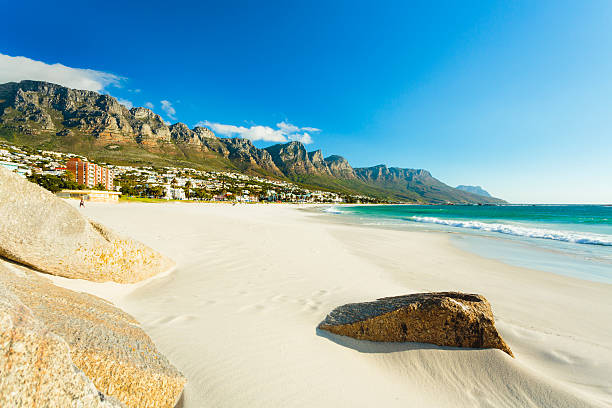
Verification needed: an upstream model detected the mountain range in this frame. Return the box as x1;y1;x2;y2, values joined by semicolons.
0;80;505;204
456;185;492;198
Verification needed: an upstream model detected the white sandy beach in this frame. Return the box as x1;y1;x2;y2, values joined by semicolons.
56;201;611;407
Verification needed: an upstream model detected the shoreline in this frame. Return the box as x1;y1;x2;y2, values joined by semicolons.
311;204;612;284
53;201;611;407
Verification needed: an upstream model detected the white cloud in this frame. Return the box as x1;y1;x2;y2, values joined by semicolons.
0;53;123;92
277;121;300;134
145;101;154;109
288;132;313;144
160;100;176;120
198;121;285;142
117;98;133;109
197;120;319;144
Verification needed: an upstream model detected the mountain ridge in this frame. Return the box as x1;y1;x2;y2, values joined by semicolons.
456;185;493;198
0;80;506;204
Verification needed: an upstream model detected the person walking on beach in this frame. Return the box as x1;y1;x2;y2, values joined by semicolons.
79;197;84;208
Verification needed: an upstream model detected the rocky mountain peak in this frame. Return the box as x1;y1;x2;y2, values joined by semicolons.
170;122;190;131
307;149;331;175
131;106;157;120
285;140;305;148
169;122;197;144
193;126;216;139
324;155;356;179
264;141;317;175
308;149;324;162
456;185;492;197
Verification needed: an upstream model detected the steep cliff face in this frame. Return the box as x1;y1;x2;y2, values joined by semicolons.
169;123;224;148
355;165;435;184
131;107;171;147
219;138;283;175
264;142;341;177
324;155;356;179
194;126;216;139
1;81;138;143
307;150;332;176
0;80;214;150
265;141;317;175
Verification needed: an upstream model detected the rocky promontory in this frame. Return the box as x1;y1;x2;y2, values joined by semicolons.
0;167;174;283
318;292;513;357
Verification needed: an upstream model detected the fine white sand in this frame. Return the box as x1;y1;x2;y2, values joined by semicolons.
59;201;611;407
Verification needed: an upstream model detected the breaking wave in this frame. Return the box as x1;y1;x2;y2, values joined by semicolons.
409;216;612;246
323;206;344;214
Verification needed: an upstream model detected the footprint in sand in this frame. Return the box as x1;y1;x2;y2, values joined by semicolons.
301;299;322;312
270;294;289;302
238;304;266;312
546;349;575;364
466;387;495;408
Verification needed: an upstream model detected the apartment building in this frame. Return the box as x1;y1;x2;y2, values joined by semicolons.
66;158;113;190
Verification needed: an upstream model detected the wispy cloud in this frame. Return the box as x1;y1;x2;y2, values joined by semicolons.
197;120;319;144
117;98;133;109
288;132;313;144
160;100;176;120
144;101;154;109
0;53;123;92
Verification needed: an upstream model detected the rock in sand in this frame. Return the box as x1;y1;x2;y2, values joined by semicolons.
0;260;186;407
0;167;173;283
318;291;513;356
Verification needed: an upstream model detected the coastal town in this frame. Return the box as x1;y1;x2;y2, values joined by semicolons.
0;140;377;204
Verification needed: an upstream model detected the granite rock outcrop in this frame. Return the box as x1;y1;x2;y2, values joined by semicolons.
318;292;513;357
0;267;123;407
0;167;174;283
0;260;185;407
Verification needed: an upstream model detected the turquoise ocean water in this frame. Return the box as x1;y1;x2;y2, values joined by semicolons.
322;205;612;284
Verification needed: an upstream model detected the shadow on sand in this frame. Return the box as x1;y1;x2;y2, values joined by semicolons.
174;391;184;408
316;327;470;354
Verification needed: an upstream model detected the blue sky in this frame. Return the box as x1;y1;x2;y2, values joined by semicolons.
1;1;611;203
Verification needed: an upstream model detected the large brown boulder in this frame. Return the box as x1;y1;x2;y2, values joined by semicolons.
0;260;186;407
318;292;513;357
0;167;174;283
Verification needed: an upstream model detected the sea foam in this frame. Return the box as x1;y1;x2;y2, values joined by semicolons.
409;216;612;246
323;206;344;214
